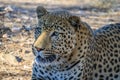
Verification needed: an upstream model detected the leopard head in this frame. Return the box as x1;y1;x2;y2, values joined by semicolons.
33;6;83;66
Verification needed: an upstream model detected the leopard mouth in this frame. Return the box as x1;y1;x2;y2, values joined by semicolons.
35;51;56;64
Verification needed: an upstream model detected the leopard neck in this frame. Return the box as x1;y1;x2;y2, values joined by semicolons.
75;22;95;61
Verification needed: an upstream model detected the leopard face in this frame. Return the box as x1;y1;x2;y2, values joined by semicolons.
32;6;80;66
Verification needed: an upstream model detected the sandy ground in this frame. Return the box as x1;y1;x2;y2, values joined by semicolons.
0;0;120;80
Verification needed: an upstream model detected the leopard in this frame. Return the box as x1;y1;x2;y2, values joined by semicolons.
31;6;120;80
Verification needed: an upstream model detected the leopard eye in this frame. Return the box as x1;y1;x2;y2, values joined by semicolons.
51;31;59;37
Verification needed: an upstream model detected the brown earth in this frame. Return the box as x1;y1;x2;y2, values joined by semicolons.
0;0;120;80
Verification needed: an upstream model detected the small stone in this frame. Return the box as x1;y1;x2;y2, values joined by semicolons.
15;56;22;62
109;19;114;22
0;27;11;38
25;50;30;54
4;6;13;12
11;27;22;32
21;15;29;20
2;33;9;38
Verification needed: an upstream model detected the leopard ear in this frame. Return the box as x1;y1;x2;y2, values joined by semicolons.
68;16;81;29
36;6;48;18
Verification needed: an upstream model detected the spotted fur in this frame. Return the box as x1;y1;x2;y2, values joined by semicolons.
32;6;120;80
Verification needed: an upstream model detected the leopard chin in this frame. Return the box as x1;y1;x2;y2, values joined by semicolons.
35;54;56;64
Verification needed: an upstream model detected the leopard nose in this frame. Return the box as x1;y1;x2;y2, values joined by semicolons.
35;47;44;52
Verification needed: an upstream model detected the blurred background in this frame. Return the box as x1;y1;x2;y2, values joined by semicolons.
0;0;120;80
